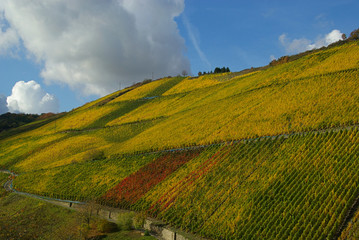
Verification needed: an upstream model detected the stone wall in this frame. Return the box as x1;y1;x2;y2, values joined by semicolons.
51;199;205;240
143;218;204;240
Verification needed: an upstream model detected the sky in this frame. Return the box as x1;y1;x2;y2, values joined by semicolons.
0;0;358;114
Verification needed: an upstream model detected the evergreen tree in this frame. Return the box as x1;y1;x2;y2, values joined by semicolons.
214;67;221;74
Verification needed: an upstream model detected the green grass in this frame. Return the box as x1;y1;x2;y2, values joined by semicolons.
0;173;9;196
0;174;156;240
0;174;77;239
0;193;156;240
0;192;80;239
103;230;156;240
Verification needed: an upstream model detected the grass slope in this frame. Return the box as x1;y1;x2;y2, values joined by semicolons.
0;172;80;239
0;193;81;240
0;174;155;240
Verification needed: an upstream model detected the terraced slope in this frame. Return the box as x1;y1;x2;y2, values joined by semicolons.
1;40;359;239
11;128;359;239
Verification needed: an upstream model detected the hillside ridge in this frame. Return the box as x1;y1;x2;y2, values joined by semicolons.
1;39;359;240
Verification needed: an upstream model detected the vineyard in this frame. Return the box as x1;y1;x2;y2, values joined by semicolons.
12;128;359;239
1;40;359;239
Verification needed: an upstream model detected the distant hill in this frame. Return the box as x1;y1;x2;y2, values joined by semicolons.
0;112;59;133
0;112;40;132
1;38;359;240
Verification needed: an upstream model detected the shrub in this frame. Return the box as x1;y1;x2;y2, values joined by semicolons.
117;212;134;230
133;212;146;229
144;229;150;236
83;149;105;162
97;219;119;233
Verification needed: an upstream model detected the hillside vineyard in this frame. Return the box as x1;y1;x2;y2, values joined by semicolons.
1;41;359;239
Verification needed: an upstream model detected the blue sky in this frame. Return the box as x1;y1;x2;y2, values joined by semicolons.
180;0;359;74
0;0;358;113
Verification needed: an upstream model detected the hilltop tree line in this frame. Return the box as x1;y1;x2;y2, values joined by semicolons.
270;28;359;66
0;113;39;132
342;28;359;41
198;66;230;76
0;112;56;133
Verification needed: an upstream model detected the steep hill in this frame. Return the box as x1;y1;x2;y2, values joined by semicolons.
1;40;359;239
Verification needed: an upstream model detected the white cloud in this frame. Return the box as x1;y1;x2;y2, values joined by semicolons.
0;0;190;96
325;29;343;45
0;95;8;114
279;34;313;54
0;12;19;56
279;29;344;54
7;81;59;114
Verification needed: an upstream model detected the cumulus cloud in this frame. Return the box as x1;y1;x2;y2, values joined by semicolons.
0;0;190;96
279;29;344;54
0;95;8;114
279;34;312;54
6;81;59;114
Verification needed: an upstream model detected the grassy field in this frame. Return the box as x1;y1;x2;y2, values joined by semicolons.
0;193;80;239
0;173;156;240
0;172;80;239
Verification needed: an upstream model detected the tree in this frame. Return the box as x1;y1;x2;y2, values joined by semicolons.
182;70;188;77
198;71;202;76
214;67;221;74
270;56;289;66
349;28;359;40
77;200;101;239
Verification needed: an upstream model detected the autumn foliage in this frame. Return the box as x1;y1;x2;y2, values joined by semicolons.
3;39;359;240
101;150;201;208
